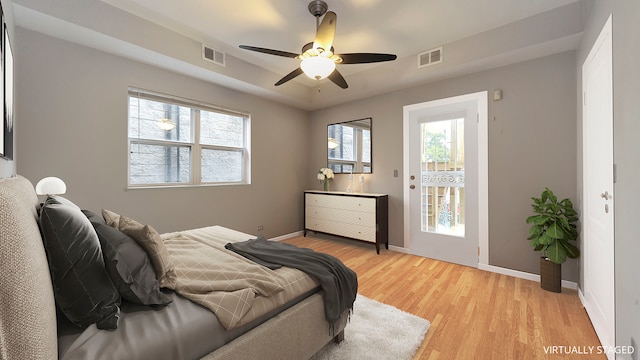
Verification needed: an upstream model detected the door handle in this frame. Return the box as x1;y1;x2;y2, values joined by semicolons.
600;191;610;200
410;185;415;189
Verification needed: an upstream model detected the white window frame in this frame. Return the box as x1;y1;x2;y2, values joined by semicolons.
127;88;251;188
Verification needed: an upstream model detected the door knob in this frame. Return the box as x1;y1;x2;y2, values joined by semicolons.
601;191;610;200
410;175;415;180
410;184;415;189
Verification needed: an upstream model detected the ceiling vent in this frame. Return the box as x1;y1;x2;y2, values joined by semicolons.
202;45;225;67
418;47;443;68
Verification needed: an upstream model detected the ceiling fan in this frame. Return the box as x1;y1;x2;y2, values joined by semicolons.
239;0;397;89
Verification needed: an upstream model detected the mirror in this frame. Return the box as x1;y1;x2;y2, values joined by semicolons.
327;118;372;174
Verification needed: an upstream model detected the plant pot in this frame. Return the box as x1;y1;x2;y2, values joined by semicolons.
540;257;561;293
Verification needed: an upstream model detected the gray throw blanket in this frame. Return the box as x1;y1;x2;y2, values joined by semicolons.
225;237;358;333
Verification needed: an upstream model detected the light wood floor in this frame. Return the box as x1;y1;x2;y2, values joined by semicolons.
283;235;605;360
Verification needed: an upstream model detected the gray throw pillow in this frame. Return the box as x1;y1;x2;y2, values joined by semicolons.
83;210;172;306
115;214;177;289
39;196;120;330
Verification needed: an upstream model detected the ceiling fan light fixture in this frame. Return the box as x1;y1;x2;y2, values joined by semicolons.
301;56;336;80
239;1;396;88
157;118;176;131
328;137;340;149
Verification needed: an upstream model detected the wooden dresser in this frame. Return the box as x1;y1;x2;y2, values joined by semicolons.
304;190;389;254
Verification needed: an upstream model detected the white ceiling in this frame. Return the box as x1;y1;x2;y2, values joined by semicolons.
100;0;578;76
13;0;584;110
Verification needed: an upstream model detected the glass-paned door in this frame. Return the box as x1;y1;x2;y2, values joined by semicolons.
421;119;465;237
405;93;485;268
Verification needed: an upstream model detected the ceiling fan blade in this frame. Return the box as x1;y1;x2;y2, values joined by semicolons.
328;69;348;89
275;67;304;86
313;11;336;52
239;45;300;58
338;53;398;64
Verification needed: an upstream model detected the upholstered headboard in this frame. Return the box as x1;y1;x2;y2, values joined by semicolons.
0;176;57;359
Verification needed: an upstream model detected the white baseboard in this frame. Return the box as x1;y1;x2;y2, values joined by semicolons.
578;287;586;304
282;235;578;290
478;263;578;290
389;245;410;253
269;231;304;242
390;245;577;290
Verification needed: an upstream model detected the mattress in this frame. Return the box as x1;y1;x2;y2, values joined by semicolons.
58;289;318;360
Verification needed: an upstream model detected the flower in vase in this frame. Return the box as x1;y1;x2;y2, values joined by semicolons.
318;168;334;190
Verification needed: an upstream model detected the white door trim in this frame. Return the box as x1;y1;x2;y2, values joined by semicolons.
402;92;488;265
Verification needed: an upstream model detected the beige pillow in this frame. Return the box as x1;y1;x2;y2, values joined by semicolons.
117;215;177;289
101;209;121;228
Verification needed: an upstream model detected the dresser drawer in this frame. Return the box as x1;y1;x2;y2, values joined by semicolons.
305;193;375;213
305;217;376;243
304;191;388;254
305;205;376;226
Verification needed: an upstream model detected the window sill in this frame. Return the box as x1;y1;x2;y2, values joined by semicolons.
126;182;250;190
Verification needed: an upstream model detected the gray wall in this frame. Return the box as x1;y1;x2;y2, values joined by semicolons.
577;0;640;354
0;0;15;178
309;51;578;282
14;9;581;283
15;28;311;237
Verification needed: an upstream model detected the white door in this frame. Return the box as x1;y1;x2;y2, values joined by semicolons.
403;92;488;267
582;15;615;358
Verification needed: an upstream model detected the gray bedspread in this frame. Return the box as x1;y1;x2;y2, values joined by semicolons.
225;236;358;333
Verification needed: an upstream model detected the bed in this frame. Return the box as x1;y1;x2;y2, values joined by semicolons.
0;175;352;360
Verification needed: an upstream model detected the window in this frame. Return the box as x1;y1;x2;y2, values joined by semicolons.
128;89;250;187
328;123;371;173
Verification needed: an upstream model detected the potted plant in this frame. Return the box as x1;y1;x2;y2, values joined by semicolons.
526;187;580;292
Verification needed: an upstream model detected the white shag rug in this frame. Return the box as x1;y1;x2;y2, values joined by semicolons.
311;294;430;360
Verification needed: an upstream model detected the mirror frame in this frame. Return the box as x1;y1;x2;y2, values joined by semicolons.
327;117;372;174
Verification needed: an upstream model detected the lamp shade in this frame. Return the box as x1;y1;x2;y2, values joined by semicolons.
35;177;67;195
301;56;336;80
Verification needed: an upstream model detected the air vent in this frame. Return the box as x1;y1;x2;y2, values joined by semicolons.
202;45;225;66
418;47;443;68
